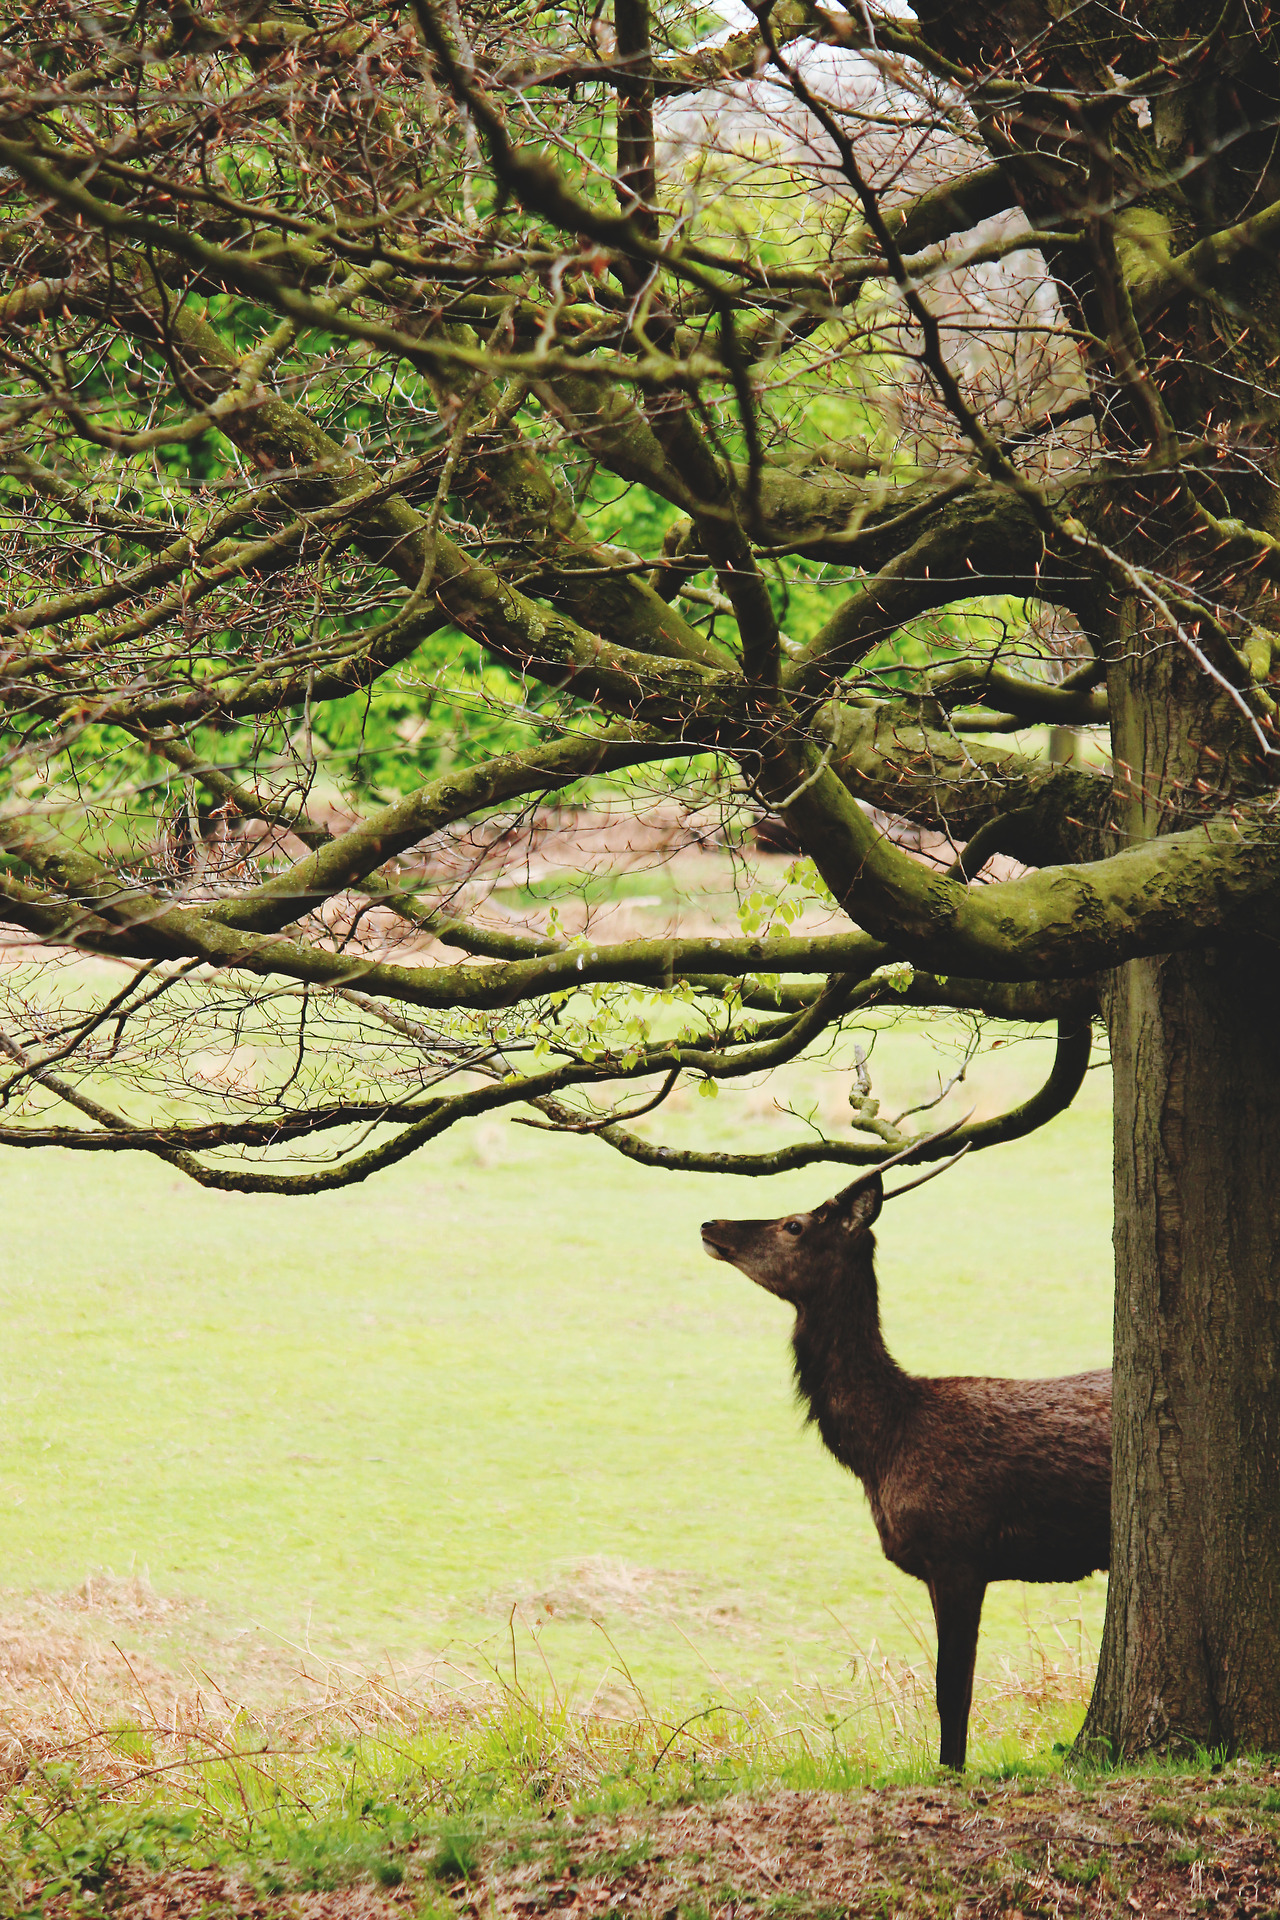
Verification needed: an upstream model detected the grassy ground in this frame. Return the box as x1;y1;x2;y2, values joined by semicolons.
1;1690;1277;1917
3;1015;1274;1916
2;1019;1111;1733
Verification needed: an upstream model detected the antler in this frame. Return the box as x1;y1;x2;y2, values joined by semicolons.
882;1141;973;1202
834;1110;974;1206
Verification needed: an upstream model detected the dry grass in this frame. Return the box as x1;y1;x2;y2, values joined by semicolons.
2;1637;1276;1920
8;1598;1274;1920
0;1578;1095;1819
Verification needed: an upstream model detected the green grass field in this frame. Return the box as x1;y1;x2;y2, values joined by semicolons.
0;1020;1114;1753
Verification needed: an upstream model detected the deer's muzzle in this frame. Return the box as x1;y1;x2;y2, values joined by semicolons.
700;1223;735;1261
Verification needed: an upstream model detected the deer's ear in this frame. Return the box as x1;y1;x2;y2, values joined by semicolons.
837;1174;883;1232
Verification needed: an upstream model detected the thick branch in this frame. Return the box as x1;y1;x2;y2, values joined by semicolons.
565;1015;1091;1175
777;751;1280;980
1135;191;1280;318
786;490;1093;691
213;728;662;934
819;700;1112;862
924;662;1108;726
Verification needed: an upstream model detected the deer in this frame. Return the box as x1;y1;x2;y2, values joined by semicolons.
700;1135;1111;1771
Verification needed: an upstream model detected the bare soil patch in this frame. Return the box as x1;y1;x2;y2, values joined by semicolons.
473;1772;1279;1918
36;1875;410;1918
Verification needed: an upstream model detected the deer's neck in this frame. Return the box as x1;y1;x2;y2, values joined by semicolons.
791;1255;916;1489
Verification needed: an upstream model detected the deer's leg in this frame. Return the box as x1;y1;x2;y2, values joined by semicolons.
928;1571;986;1771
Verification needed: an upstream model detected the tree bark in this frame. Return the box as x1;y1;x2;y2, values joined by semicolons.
1090;943;1280;1753
1084;618;1280;1755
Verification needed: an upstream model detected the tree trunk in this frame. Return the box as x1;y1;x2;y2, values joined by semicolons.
1083;621;1280;1755
1088;945;1280;1753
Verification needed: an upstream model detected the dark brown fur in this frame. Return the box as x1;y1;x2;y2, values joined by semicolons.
701;1174;1111;1770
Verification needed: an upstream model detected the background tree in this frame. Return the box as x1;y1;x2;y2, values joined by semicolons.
0;0;1277;1758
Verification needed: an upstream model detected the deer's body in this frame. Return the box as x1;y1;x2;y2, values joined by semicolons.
796;1331;1111;1587
702;1173;1111;1770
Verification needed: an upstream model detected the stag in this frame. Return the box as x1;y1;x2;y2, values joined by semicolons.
700;1140;1111;1770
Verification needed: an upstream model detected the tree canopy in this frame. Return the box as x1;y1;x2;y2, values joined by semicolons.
2;0;1280;1757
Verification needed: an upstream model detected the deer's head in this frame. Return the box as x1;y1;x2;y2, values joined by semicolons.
700;1128;970;1305
700;1174;884;1302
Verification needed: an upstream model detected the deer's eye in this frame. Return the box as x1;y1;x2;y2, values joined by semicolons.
784;1219;804;1236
